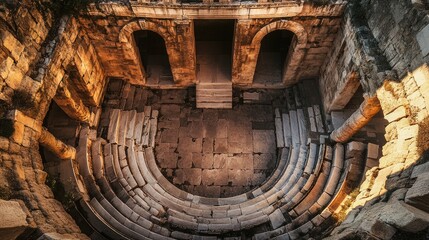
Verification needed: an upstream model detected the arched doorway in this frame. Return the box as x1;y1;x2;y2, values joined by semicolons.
253;30;295;87
134;30;174;86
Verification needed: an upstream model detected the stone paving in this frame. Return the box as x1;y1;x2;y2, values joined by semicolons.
153;90;281;198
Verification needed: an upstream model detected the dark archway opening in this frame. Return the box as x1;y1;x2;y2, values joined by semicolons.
253;30;294;86
194;19;234;83
134;30;174;86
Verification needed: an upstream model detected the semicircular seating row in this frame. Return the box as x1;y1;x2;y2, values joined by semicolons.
63;85;367;240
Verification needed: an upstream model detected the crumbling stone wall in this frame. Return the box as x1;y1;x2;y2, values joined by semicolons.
324;0;429;238
0;1;106;238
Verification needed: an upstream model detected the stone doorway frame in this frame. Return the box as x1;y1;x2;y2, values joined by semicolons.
251;20;307;86
232;19;307;87
119;19;197;87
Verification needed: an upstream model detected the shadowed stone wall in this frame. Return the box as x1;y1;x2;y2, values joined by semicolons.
323;0;429;238
0;1;106;238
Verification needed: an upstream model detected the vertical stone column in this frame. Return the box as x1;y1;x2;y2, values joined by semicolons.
167;20;197;87
39;127;76;160
232;19;257;86
53;77;91;122
330;95;381;143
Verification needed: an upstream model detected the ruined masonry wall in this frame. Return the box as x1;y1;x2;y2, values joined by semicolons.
0;1;106;238
326;0;429;238
319;17;360;112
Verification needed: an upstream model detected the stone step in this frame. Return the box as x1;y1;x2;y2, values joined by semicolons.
196;102;233;109
134;112;145;145
91;138;105;180
141;106;152;147
149;110;159;148
78;198;127;239
275;108;285;148
282;113;292;148
107;109;121;144
196;82;232;109
77;126;92;177
285;161;331;217
117;111;129;146
196;95;233;101
289;110;300;146
127;143;146;187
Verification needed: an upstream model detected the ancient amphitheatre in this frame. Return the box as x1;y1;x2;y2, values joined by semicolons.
0;0;429;239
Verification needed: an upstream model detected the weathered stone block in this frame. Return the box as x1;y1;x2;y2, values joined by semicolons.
417;24;429;56
0;32;24;61
397;125;419;140
0;200;28;239
413;63;429;87
346;141;366;159
367;143;379;159
380;201;429;232
359;218;396;240
405;172;429;212
384;106;407;122
411;161;429;179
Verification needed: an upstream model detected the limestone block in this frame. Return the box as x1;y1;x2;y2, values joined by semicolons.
37;233;76;240
1;32;24;60
413;63;429;87
359;218;396;240
367;143;379;159
384;106;407;122
0;57;13;79
0;200;28;239
417;24;429;56
398;125;419;140
369;166;392;197
269;209;286;229
411;161;429;179
405;172;429;212
346;141;365;159
380;201;429;232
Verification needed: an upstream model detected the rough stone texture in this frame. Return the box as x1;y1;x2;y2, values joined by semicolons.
154;90;280;197
0;200;29;239
321;1;429;239
380;201;429;233
0;1;103;238
405;172;429;212
1;0;429;239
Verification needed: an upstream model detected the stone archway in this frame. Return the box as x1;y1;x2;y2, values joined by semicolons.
232;19;307;87
251;20;308;86
119;19;196;87
119;20;170;85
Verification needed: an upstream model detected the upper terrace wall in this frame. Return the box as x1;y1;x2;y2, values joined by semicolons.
79;1;345;87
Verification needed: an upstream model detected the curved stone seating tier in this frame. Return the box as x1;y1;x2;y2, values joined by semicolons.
254;144;367;240
59;83;367;239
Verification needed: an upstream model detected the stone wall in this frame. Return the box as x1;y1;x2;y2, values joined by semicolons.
0;1;106;238
319;17;360;112
326;0;429;238
79;2;345;88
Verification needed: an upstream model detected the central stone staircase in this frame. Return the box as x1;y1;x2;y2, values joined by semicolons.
196;82;233;109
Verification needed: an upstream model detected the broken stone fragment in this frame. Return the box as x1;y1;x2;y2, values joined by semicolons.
380;200;429;233
0;199;29;240
405;172;429;212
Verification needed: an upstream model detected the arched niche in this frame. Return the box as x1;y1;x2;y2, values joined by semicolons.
253;30;295;86
134;30;174;86
250;20;308;86
118;20;174;86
